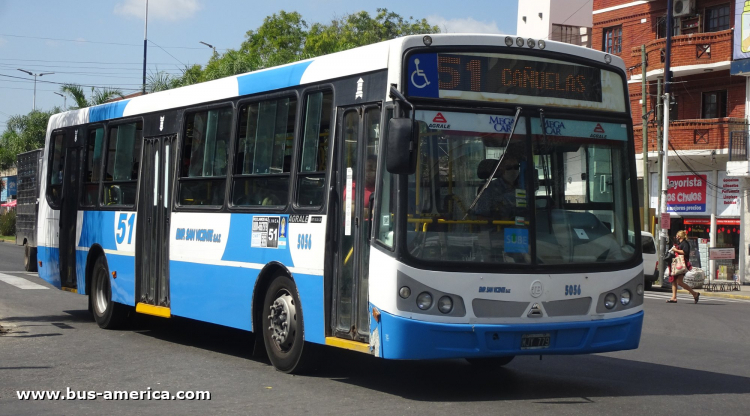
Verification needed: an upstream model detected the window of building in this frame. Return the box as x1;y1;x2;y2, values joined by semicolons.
705;4;731;33
102;121;143;206
603;26;622;54
232;97;297;207
656;16;679;39
551;24;591;47
297;91;332;208
81;126;105;206
47;131;65;208
178;107;232;206
702;90;727;119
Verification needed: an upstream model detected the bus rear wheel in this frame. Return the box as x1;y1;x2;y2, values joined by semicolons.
24;245;37;272
90;255;128;329
261;274;312;373
466;356;515;368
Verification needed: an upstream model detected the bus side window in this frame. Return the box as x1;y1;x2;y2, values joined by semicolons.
81;126;105;207
296;91;332;208
231;97;297;207
47;131;66;208
102;122;142;206
178;107;232;206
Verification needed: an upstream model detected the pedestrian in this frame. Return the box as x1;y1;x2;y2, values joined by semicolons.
666;230;700;304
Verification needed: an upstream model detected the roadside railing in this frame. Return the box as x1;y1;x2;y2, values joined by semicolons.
729;131;749;161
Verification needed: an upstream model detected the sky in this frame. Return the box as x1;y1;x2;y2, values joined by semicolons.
0;0;518;129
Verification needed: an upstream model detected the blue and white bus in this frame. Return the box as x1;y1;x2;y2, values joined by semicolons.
37;34;643;372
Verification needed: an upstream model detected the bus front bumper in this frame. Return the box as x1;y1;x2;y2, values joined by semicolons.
378;310;643;360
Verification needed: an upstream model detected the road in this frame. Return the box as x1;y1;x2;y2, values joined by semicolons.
1;242;749;415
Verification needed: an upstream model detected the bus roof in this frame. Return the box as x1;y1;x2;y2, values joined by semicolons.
47;34;625;131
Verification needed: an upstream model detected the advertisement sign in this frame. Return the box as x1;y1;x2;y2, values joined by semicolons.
651;172;713;216
717;171;741;217
0;178;5;202
735;0;750;60
0;177;12;201
709;248;736;260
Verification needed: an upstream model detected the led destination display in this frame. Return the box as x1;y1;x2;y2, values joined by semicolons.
436;54;602;102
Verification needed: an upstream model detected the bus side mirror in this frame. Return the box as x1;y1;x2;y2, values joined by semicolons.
387;118;417;175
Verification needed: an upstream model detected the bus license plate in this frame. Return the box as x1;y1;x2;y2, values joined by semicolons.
521;333;550;350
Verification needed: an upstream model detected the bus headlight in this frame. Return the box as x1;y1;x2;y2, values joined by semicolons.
636;284;644;296
604;293;617;309
516;37;524;47
416;292;433;310
538;40;546;49
505;36;514;47
621;290;632;306
527;38;536;48
399;286;411;299
437;296;453;314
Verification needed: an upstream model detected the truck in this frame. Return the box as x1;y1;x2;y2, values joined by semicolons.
16;149;43;272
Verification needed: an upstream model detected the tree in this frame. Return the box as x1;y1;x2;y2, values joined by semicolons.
0;109;59;168
59;84;125;109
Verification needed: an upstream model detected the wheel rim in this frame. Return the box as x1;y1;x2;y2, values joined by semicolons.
267;290;297;353
95;269;109;316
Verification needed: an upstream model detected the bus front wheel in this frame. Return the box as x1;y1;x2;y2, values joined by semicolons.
261;273;312;373
90;255;128;329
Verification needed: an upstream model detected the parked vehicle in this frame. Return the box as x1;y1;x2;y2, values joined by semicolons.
641;231;658;289
15;149;43;272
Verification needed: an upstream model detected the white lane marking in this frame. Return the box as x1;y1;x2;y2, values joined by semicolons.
0;273;49;290
644;292;750;304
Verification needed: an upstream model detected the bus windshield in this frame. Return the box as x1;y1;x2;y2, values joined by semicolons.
405;110;636;267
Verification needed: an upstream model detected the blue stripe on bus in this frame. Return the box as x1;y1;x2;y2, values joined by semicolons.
79;211;118;251
89;100;130;122
221;214;294;267
37;246;61;288
169;260;325;343
378;310;643;360
106;253;136;306
236;61;313;97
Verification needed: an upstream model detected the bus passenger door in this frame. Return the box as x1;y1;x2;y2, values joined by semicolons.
333;105;381;342
136;135;177;311
59;128;82;291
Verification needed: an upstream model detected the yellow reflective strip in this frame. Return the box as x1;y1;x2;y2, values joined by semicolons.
324;337;371;354
135;303;171;318
60;287;78;294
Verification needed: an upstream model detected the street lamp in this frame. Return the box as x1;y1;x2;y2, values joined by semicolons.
54;92;67;110
17;69;54;111
199;41;217;56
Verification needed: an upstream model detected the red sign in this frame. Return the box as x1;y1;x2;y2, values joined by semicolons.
666;174;707;214
432;113;447;123
661;213;671;229
594;123;605;133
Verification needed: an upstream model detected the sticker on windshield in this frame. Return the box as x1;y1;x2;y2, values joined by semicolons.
574;228;589;240
504;228;529;253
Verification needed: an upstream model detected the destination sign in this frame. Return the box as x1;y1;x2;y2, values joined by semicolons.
407;52;607;105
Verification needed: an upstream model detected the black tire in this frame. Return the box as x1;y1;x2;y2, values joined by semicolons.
90;255;128;329
24;245;38;272
466;356;515;368
261;273;314;373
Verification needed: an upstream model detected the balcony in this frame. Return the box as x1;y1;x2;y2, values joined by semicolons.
727;130;750;177
630;29;733;81
634;117;747;152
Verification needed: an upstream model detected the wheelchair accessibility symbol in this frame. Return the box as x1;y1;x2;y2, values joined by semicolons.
411;58;430;89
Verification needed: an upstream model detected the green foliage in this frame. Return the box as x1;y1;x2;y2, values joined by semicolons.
155;9;439;89
60;84;125;109
0;109;59;168
0;210;16;236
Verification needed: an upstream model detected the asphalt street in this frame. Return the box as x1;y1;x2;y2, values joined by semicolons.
1;242;749;416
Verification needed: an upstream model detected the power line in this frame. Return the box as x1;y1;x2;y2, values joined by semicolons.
0;33;225;50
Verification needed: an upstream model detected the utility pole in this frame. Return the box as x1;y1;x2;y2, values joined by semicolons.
658;0;674;281
17;69;54;111
642;45;650;233
199;41;217;57
142;0;148;95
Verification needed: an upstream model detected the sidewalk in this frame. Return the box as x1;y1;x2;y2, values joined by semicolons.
653;282;750;300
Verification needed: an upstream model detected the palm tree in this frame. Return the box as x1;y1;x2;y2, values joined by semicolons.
60;84;125;109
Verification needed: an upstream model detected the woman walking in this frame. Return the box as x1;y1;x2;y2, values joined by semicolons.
667;230;700;304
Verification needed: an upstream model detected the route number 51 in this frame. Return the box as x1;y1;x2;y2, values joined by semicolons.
116;213;135;244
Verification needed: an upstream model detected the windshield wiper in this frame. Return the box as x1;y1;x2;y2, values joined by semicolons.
463;106;522;220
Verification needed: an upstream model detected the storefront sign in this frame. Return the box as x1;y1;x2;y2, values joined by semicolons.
717;171;742;217
735;0;750;60
650;172;713;216
709;248;736;260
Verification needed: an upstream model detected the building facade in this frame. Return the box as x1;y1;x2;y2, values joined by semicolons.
517;0;593;47
593;0;747;283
